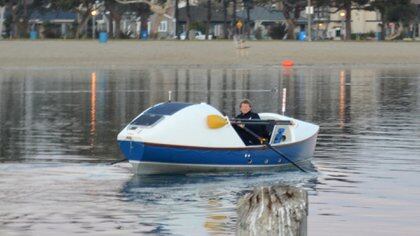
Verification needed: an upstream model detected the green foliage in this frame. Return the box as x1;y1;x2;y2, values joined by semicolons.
315;0;370;8
42;21;61;38
254;27;263;39
189;21;206;32
3;14;12;37
49;0;94;11
243;0;253;8
268;22;287;39
385;4;416;24
351;31;376;40
370;0;417;24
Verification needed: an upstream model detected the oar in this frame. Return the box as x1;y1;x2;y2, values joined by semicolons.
206;114;306;172
238;125;307;173
207;115;293;129
110;158;128;165
230;119;293;126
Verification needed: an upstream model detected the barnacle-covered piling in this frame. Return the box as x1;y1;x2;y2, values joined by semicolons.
237;185;308;236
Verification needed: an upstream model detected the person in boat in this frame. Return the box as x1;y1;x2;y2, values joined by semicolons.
233;99;269;145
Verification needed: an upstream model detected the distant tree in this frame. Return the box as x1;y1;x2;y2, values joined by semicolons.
104;0;124;38
222;0;228;39
49;0;97;39
368;0;416;40
6;0;25;38
128;2;151;38
205;0;211;39
174;0;179;38
1;0;46;38
115;0;173;39
253;0;306;40
243;0;253;37
315;0;369;40
0;1;6;38
385;2;416;24
232;0;237;36
268;22;287;39
102;0;150;39
189;21;205;32
185;0;191;39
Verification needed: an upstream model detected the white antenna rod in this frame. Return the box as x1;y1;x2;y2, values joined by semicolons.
168;90;172;102
282;88;287;115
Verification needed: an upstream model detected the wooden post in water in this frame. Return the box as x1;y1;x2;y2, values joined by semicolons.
236;185;308;236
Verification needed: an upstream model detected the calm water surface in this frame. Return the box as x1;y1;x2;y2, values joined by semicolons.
0;66;419;235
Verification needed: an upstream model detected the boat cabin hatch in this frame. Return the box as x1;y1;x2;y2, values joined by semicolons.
129;102;193;129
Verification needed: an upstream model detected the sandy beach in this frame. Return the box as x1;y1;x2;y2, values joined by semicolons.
0;40;419;68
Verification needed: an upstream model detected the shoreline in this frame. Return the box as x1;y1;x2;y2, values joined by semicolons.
2;63;420;71
0;40;419;68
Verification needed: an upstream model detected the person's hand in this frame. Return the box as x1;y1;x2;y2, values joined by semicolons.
238;124;245;128
259;138;267;144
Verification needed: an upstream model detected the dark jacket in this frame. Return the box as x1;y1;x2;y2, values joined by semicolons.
236;111;260;120
233;111;268;145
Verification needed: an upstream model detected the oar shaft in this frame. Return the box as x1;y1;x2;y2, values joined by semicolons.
265;144;307;173
238;126;306;173
110;159;128;165
230;119;292;126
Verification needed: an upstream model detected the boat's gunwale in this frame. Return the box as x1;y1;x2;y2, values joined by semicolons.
128;131;319;151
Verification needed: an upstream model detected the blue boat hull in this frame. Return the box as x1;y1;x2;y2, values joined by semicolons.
118;133;317;174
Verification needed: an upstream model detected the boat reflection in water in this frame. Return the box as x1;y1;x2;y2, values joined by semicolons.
119;169;317;235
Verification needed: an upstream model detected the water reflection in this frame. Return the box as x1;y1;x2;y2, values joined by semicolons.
0;68;290;162
339;70;346;128
120;171;316;235
90;72;97;147
0;66;419;235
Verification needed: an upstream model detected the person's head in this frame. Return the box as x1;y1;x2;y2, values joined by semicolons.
239;99;252;114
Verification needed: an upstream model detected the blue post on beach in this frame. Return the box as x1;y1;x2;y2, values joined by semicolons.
99;32;108;43
298;31;307;41
29;31;38;40
141;30;148;40
376;32;382;41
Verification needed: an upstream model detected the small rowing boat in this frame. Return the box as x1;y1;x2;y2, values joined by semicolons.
117;102;319;174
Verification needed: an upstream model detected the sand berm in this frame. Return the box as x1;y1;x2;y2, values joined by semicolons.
0;40;419;68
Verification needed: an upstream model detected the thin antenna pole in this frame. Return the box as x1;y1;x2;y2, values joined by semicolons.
282;88;287;115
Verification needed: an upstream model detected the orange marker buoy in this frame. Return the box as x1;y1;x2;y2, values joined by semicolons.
282;60;294;67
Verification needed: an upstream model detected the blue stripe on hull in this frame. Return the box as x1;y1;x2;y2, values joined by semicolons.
118;134;317;166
